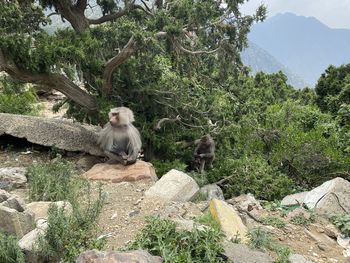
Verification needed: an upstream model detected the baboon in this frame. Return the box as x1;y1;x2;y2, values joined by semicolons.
194;134;215;173
98;107;142;165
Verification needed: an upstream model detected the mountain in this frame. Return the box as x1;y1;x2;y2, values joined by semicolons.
241;41;309;88
248;12;350;87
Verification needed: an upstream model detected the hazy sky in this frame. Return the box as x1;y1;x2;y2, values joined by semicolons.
241;0;350;29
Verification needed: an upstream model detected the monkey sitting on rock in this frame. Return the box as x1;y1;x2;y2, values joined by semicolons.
98;107;142;165
194;134;215;173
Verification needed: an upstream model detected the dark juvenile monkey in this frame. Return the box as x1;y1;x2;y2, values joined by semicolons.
98;107;142;165
194;134;215;174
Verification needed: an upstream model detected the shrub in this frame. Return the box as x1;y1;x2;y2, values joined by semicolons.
27;158;84;202
36;185;106;262
152;159;187;178
261;216;286;228
248;227;291;263
208;156;294;201
332;214;350;237
0;77;39;115
129;217;224;263
0;232;25;263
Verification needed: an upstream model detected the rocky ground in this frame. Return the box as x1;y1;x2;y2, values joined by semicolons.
0;99;349;263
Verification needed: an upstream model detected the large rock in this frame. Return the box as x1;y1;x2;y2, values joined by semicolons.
304;177;350;215
76;249;163;263
0;204;34;237
83;161;157;183
0;167;27;190
199;184;224;200
223;242;273;263
145;169;199;202
209;199;248;243
0;189;10;202
26;201;72;221
288;254;313;263
281;191;309;206
1;196;26;212
19;219;48;263
0;113;103;156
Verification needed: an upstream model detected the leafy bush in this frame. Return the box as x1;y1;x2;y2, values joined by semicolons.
0;77;39;115
208;156;294;201
129;217;224;263
37;185;106;262
261;216;286;228
248;227;291;263
332;214;350;237
152;159;187;178
27;158;84;202
0;232;25;263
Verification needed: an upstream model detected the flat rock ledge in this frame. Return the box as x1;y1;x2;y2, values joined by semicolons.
82;161;157;183
0;113;103;156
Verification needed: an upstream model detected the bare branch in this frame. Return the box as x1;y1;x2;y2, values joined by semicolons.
154;115;181;130
102;37;138;95
89;4;151;25
174;40;220;55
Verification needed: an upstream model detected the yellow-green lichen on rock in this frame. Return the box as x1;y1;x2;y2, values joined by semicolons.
209;199;248;243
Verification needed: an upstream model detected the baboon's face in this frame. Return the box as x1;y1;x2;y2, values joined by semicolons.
109;112;120;127
201;135;210;145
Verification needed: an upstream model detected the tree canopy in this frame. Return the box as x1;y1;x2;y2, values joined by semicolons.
0;0;266;116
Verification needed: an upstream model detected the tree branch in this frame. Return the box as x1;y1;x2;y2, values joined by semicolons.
88;4;151;25
174;39;220;55
76;0;88;12
102;37;138;95
0;49;97;110
154;115;181;130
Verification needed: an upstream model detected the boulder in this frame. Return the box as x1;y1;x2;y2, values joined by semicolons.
26;201;72;221
83;161;157;183
76;249;163;263
1;196;26;212
304;177;350;215
145;169;199;202
228;193;264;213
0;189;10;202
223;242;273;263
209;199;248;243
281;191;309;206
0;113;103;156
199;184;224;200
288;254;313;263
0;205;34;237
19;219;48;263
0;167;27;190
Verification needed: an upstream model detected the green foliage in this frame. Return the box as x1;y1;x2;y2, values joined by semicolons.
316;64;350;114
26;158;83;202
332;214;350;237
37;187;106;263
248;227;274;251
290;214;315;226
0;232;25;263
152;159;187;177
0;78;39;115
129;217;224;263
208;156;294;200
248;227;291;263
261;216;286;228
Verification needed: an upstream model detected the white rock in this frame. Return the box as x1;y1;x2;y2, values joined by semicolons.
26;201;72;221
281;191;309;206
304;177;350;215
0;167;27;189
0;205;34;237
145;169;199;202
289;254;313;263
200;184;224;200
